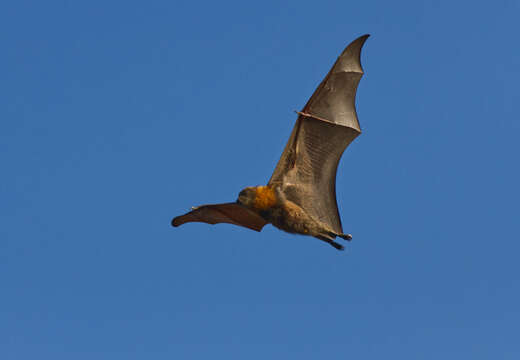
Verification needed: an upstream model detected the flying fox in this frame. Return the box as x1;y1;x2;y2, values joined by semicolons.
171;35;369;250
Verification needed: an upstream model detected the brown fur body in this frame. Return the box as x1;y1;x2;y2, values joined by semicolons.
237;185;349;250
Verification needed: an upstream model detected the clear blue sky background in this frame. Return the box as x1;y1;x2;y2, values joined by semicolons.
2;1;519;359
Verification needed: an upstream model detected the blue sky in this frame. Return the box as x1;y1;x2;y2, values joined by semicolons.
2;0;519;359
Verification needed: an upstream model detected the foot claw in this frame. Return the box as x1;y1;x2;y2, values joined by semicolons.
339;233;352;241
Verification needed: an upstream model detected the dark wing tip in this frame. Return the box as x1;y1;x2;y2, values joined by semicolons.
171;216;182;227
334;34;370;74
345;34;370;51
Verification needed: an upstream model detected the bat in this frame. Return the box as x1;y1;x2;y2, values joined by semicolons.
172;34;369;250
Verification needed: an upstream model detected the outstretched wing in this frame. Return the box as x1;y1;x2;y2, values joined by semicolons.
171;203;268;232
268;34;369;235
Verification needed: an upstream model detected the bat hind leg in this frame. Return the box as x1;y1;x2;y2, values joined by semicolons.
328;240;345;251
316;235;344;251
325;231;352;242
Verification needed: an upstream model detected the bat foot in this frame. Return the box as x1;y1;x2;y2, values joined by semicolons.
329;241;345;251
338;233;352;241
326;231;352;241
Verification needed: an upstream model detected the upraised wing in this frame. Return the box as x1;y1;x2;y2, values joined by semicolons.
268;34;369;235
171;203;268;232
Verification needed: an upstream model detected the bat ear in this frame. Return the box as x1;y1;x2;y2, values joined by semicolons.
333;34;370;74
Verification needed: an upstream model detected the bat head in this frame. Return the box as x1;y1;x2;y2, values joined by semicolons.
237;187;257;208
237;185;278;212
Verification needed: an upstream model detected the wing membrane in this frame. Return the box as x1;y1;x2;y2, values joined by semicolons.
172;203;267;232
268;35;369;234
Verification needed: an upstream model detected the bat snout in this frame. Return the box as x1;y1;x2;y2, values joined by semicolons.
236;187;256;207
